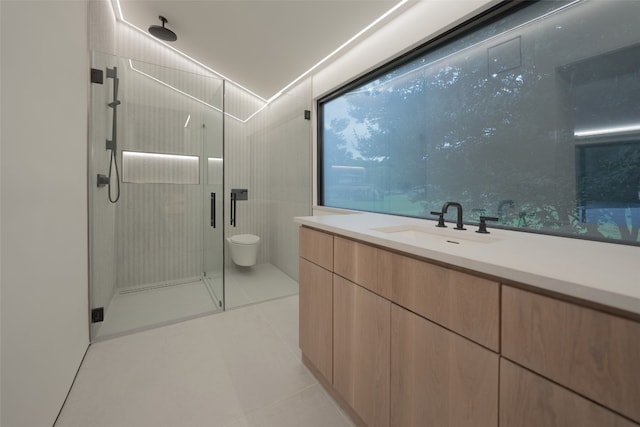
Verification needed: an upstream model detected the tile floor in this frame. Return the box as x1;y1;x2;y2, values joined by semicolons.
56;295;353;427
224;263;299;310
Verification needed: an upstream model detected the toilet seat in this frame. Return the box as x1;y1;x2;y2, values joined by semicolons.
228;234;260;245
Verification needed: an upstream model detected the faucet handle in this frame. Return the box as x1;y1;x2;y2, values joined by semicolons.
430;211;447;228
476;216;499;234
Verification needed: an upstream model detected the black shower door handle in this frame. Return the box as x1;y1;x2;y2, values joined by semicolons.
210;192;216;228
230;192;237;227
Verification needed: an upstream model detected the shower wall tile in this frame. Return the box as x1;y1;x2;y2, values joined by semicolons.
224;100;271;267
116;184;202;287
265;80;312;280
224;78;312;276
113;56;221;288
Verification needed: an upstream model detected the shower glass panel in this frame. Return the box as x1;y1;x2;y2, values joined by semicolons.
203;91;225;310
223;81;312;309
89;52;224;340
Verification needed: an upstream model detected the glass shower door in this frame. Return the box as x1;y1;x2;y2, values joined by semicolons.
202;85;225;309
89;52;225;340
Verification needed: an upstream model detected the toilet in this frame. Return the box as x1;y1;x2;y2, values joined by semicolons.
226;234;260;267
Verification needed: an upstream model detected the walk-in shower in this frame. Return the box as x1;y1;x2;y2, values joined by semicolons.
89;52;225;339
89;52;311;340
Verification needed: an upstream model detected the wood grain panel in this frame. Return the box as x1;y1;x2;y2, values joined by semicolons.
390;253;500;351
500;358;638;427
333;236;392;299
299;258;333;382
299;226;333;270
390;304;499;427
502;286;640;423
334;275;391;427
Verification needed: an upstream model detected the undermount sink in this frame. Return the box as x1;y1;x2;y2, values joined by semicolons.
372;224;501;245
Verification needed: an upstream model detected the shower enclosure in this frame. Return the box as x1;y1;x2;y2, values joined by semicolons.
90;52;225;339
89;52;311;340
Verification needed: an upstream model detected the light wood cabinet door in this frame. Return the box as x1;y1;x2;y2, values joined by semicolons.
390;304;498;427
502;286;640;423
333;236;392;299
299;258;333;382
390;253;500;351
500;358;638;427
299;226;333;271
334;275;391;427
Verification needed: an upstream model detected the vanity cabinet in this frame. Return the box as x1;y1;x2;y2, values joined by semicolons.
389;252;500;351
333;275;390;427
500;358;636;427
502;286;640;424
334;236;392;299
299;226;333;270
298;227;333;383
391;304;498;427
298;225;640;427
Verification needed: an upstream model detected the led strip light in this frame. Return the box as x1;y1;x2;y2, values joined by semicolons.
110;0;409;121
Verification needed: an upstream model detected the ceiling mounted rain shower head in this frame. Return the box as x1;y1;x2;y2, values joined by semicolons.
148;16;177;42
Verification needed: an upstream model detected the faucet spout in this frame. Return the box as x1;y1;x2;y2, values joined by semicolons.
442;202;466;230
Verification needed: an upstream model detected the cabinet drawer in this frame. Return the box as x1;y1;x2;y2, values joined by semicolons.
502;286;640;423
333;236;392;299
500;358;638;427
391;254;500;351
299;258;333;382
391;304;499;427
299;226;333;270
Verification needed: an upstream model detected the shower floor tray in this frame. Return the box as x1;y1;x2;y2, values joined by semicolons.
95;278;219;339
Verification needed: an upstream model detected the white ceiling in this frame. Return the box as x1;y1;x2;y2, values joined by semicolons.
119;0;405;100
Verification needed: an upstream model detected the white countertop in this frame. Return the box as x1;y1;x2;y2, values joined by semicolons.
295;212;640;315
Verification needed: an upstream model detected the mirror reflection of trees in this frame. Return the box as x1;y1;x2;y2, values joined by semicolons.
321;0;640;245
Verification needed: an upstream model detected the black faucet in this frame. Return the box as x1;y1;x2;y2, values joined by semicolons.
430;210;447;227
442;201;466;230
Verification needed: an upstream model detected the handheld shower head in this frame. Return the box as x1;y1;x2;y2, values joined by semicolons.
148;16;177;42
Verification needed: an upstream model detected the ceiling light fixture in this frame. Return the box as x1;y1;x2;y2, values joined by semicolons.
574;124;640;138
267;0;409;103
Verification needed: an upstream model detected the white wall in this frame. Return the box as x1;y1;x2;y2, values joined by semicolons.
0;1;90;426
312;0;498;98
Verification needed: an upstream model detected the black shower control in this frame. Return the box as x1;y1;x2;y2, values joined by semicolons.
97;174;110;187
231;189;248;201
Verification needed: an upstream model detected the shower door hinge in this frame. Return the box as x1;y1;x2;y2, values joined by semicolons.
91;307;104;323
90;68;104;84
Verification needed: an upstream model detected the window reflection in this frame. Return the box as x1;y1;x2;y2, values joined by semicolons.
320;0;640;245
